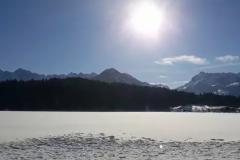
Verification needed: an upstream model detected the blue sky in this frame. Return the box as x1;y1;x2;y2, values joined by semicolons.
0;0;240;88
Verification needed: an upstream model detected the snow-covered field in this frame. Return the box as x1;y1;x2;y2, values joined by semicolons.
1;112;240;159
0;133;239;160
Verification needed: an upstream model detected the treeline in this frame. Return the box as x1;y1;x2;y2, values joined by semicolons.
0;78;239;111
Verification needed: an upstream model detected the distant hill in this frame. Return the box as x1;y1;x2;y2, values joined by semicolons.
0;68;168;88
178;72;240;96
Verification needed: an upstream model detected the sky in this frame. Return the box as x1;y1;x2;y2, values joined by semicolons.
0;0;240;88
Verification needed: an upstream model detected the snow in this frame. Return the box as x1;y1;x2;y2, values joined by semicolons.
182;86;187;90
0;133;239;160
192;105;209;112
192;79;201;86
214;89;229;96
171;105;236;112
226;82;240;87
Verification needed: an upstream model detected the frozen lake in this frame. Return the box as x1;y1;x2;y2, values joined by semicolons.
0;112;240;142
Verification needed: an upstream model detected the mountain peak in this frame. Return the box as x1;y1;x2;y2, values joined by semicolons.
199;71;206;75
100;68;120;75
14;68;30;73
94;68;147;86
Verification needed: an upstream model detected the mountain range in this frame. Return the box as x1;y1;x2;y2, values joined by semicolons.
178;72;240;96
0;68;168;88
1;68;240;96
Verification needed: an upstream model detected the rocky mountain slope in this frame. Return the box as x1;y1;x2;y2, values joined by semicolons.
178;72;240;96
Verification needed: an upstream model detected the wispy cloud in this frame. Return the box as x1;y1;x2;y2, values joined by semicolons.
215;55;239;63
197;55;240;70
158;75;168;79
170;80;189;89
197;62;240;70
172;80;189;85
155;55;207;65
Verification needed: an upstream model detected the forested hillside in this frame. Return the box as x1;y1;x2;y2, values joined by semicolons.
0;78;239;111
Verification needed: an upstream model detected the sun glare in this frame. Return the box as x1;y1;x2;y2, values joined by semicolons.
127;1;166;39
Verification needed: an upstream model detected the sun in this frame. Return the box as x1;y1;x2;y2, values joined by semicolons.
127;1;166;39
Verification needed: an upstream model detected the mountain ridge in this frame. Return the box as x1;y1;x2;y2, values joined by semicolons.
178;72;240;96
0;68;168;88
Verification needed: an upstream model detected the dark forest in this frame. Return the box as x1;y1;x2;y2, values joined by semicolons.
0;78;239;111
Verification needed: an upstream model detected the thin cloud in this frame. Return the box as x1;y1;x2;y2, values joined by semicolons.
171;80;189;89
155;55;207;65
197;55;240;70
215;55;239;63
172;80;189;85
158;75;168;78
197;62;240;70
